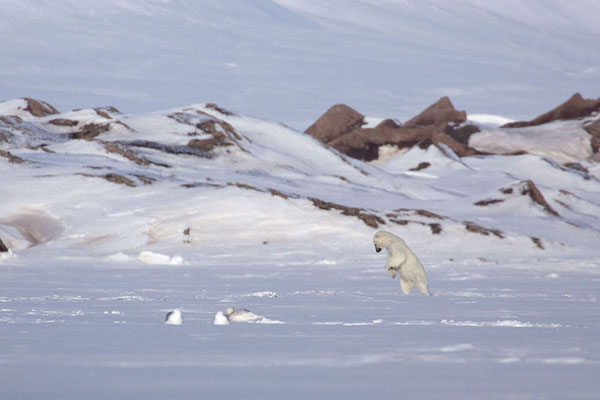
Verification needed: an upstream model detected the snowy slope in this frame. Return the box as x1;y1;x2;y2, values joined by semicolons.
1;100;600;399
1;0;600;128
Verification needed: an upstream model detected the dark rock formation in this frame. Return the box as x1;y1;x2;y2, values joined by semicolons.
583;119;600;153
305;104;365;143
69;123;110;140
503;93;600;128
48;118;79;127
23;98;59;117
404;96;467;129
0;149;25;163
0;237;8;252
305;98;479;162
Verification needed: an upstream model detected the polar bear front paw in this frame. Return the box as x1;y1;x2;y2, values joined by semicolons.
388;268;397;278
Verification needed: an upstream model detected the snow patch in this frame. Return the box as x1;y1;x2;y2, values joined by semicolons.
137;251;184;265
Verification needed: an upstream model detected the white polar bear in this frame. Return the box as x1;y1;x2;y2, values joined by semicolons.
373;231;429;295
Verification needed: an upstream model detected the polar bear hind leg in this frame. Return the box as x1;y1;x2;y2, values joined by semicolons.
400;278;413;294
417;280;429;295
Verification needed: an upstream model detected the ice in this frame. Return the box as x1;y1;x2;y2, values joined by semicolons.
137;251;184;266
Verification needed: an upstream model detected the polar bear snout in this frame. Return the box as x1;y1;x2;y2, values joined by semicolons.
374;244;382;252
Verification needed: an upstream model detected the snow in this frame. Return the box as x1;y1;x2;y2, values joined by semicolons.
468;113;515;128
2;100;600;398
2;1;600;395
2;1;600;129
469;119;594;163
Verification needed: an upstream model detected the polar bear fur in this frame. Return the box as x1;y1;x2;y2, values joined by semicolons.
373;231;429;294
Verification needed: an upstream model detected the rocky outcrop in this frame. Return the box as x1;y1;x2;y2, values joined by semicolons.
23;98;59;117
584;118;600;153
306;98;479;162
474;180;560;217
48;118;79;127
404;96;467;129
0;237;8;252
69;123;111;140
0;149;25;164
328;119;476;161
503;93;600;128
305;104;365;143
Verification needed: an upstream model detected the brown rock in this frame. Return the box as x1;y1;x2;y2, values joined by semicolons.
404;96;467;129
69;123;110;140
503;93;600;128
329;122;476;161
0;149;25;164
444;123;480;146
329;124;437;161
188;137;231;152
305;104;365;143
48;118;79;127
521;180;559;217
583;119;600;153
205;103;234;116
23;98;59;117
0;237;8;252
104;173;136;187
101;141;151;166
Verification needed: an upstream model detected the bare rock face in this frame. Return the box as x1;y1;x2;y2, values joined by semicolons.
328;120;476;161
69;123;111;140
305;98;478;162
48;118;79;127
584;119;600;153
404;96;467;129
305;104;365;143
23;98;59;117
503;93;600;128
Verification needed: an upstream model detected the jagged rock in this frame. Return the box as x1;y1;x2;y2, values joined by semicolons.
521;180;559;217
205;103;234;116
329;124;437;161
305;104;365;143
306;99;478;161
23;98;59;117
583;119;600;153
188;137;232;152
69;123;110;140
474;180;560;217
464;222;504;238
101;141;152;166
48;118;79;127
104;173;136;187
444;123;480;146
329;122;476;161
0;237;8;252
503;93;600;128
308;197;385;228
94;106;121;118
404;96;467;129
0;149;25;164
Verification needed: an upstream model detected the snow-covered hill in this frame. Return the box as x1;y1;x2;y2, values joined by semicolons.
1;0;599;129
2;97;600;398
2;97;599;261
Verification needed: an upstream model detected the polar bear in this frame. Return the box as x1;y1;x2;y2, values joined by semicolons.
373;231;429;294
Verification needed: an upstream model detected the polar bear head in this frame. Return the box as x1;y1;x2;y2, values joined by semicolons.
373;231;396;252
